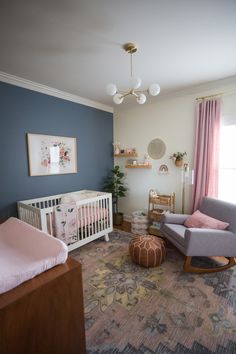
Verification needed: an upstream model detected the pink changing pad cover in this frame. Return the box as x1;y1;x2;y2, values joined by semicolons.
0;217;68;294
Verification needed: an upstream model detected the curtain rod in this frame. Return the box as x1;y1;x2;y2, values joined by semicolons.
195;90;236;101
195;92;223;101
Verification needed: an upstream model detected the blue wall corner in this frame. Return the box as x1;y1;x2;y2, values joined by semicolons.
0;82;113;217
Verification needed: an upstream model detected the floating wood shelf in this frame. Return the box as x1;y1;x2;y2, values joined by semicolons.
125;164;152;169
114;153;138;157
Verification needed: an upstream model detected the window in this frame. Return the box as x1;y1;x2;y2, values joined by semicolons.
218;124;236;203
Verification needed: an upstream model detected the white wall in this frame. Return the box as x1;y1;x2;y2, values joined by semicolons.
114;76;236;217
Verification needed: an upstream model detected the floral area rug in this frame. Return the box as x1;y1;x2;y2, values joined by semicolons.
71;230;236;354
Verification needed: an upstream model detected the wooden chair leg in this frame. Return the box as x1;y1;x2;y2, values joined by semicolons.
183;256;236;273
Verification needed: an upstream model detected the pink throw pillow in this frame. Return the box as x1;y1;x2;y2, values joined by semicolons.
184;210;229;230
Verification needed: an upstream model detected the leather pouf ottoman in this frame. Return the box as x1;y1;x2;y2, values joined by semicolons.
129;235;166;267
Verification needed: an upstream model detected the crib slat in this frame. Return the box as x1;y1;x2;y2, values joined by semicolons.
96;200;100;232
94;201;97;234
103;199;106;229
33;212;36;228
108;197;110;227
100;199;103;231
101;199;104;231
99;200;102;232
84;205;88;239
91;202;94;236
104;198;107;229
79;206;83;240
87;203;91;237
86;204;89;238
49;213;53;235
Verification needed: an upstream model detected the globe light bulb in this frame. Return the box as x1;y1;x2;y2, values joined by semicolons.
137;93;146;104
130;77;141;89
148;83;160;96
106;83;117;96
113;93;124;104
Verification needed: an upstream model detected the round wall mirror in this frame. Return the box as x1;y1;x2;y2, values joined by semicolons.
147;138;166;159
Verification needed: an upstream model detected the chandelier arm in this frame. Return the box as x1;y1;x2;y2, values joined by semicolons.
116;90;129;96
121;92;132;98
133;89;148;94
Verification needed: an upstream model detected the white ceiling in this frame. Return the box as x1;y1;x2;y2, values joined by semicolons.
1;0;236;108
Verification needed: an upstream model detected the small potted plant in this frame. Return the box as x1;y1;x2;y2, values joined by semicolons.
103;165;127;225
170;152;187;167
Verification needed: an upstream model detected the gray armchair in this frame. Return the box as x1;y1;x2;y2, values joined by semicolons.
160;197;236;273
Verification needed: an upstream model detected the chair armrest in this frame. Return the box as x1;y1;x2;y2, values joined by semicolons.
185;228;236;257
161;213;190;224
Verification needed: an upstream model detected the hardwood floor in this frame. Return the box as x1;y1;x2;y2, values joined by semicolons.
113;220;131;233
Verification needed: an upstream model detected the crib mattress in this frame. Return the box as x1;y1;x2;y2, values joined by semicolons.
0;217;68;294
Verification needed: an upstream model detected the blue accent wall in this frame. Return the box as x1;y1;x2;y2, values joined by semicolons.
0;81;113;217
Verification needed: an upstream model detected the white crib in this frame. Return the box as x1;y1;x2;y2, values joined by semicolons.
17;190;113;252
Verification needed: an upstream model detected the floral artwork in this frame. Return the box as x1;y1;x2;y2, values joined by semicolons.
27;133;77;176
40;141;71;168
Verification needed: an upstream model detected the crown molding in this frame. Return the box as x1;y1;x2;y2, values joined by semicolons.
0;71;114;114
160;75;236;100
115;75;236;112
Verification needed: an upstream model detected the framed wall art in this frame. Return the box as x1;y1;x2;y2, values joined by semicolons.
27;133;77;176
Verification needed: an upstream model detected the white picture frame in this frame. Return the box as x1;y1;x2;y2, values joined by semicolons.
27;133;77;176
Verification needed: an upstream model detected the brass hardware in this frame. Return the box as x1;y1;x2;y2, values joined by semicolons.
195;91;236;101
195;92;223;101
123;43;138;54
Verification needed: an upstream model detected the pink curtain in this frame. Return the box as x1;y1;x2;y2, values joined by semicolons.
192;98;221;211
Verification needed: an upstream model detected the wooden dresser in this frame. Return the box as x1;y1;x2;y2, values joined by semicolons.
0;257;86;354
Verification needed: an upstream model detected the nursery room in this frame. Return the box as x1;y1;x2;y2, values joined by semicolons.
1;1;236;353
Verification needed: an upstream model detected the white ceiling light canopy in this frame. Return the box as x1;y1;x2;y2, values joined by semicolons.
106;43;160;104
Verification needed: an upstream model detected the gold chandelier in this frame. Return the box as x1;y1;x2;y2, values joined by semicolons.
106;43;160;104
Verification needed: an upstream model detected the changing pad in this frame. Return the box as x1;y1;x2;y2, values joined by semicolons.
0;217;68;294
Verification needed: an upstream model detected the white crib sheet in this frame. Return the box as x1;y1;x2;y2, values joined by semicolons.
0;217;68;294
